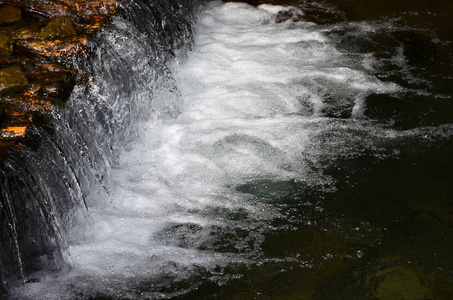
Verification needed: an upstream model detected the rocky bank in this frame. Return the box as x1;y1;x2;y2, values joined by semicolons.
0;0;116;165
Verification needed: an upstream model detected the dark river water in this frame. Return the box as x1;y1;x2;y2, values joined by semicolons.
9;0;453;299
172;1;453;299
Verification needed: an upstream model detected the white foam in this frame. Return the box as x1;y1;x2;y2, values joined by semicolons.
14;1;403;298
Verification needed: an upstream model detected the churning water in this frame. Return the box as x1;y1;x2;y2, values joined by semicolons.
9;0;453;299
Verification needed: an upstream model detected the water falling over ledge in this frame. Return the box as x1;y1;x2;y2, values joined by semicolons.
1;0;201;296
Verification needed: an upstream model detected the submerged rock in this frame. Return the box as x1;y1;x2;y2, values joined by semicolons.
375;266;435;299
0;5;22;25
39;17;77;40
0;66;28;95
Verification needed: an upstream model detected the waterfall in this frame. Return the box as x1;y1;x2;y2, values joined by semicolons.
1;0;202;296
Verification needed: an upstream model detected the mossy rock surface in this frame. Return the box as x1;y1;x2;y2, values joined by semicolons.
0;33;13;55
375;266;435;299
0;5;22;25
39;17;77;40
0;66;29;95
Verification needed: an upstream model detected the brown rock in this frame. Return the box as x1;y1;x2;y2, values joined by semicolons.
0;51;73;74
0;125;28;139
3;95;54;114
8;22;41;41
0;66;28;95
0;0;115;149
24;83;42;97
0;5;22;25
77;15;111;35
0;103;4;122
2;0;116;17
73;0;116;16
39;17;77;40
17;35;88;59
0;33;14;55
28;71;74;101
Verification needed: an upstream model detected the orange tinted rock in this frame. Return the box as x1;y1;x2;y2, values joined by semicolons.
0;0;116;147
1;125;28;138
0;66;28;95
0;95;53;139
0;5;22;25
27;71;74;100
4;95;54;113
4;0;116;17
0;54;69;75
77;15;111;34
17;35;88;59
7;22;41;41
24;83;41;97
73;0;116;15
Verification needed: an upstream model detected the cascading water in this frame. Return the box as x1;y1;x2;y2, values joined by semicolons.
1;0;200;297
4;0;453;299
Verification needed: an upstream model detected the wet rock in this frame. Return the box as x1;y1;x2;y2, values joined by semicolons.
74;0;117;16
39;17;76;40
0;66;29;95
0;95;53;141
28;71;74;101
3;95;55;123
0;5;22;25
1;0;116;17
0;103;4;122
24;83;42;97
77;15;111;35
0;55;67;78
3;95;53;116
0;33;14;55
0;125;28;139
18;35;88;59
275;8;304;23
375;266;435;299
0;0;115;149
0;141;16;167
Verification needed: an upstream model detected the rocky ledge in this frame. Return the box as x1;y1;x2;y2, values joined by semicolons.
0;0;116;165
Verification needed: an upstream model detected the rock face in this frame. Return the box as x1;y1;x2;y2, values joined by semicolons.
0;5;22;25
0;66;28;95
0;32;13;55
2;0;116;17
39;16;77;39
0;2;118;294
28;71;74;100
0;1;117;161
